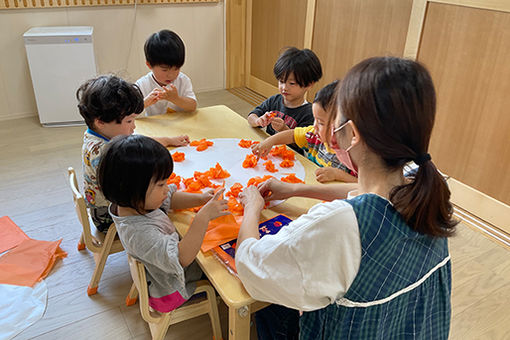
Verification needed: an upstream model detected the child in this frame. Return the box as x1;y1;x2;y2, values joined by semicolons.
252;81;357;183
77;74;189;232
247;47;322;136
136;30;197;116
98;134;228;312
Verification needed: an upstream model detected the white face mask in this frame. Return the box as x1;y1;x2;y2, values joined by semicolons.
330;121;358;176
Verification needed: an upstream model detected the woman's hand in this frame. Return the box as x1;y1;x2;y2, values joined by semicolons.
197;188;229;221
239;185;265;213
258;178;295;201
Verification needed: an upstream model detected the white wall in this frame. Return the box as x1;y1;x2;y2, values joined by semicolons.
0;1;225;121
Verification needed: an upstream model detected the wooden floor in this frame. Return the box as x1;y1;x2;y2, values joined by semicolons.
1;89;509;339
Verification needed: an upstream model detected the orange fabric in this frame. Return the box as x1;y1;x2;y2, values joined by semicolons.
200;214;243;252
0;216;29;253
0;238;67;287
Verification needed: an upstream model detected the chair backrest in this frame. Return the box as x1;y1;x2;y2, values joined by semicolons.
127;254;162;323
67;167;101;253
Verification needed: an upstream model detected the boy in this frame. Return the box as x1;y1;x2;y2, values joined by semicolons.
77;75;189;232
252;81;357;183
247;47;322;136
136;30;197;116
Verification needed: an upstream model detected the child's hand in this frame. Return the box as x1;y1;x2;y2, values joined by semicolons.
254;112;274;127
168;135;190;147
238;186;265;213
197;188;229;221
270;117;288;132
315;167;339;183
159;84;179;102
144;89;161;107
251;138;273;159
199;189;215;205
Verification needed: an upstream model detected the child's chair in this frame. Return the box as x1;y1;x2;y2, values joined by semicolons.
67;167;127;296
127;254;223;340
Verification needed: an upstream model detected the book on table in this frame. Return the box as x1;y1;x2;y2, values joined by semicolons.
211;214;292;276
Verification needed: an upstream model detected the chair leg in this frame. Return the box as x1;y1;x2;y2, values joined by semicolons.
126;282;139;306
204;285;223;340
77;232;86;251
87;228;116;296
149;314;173;340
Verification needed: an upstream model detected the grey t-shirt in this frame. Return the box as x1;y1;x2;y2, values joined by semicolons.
109;184;202;301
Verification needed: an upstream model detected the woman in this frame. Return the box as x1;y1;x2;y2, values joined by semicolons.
236;56;457;339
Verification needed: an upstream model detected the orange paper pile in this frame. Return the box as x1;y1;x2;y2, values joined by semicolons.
190;138;214;151
242;154;258;168
263;160;278;173
172;151;185;162
270;145;295;160
280;173;304;183
280;159;294;168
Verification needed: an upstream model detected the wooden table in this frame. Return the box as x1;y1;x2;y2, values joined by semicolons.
135;105;321;339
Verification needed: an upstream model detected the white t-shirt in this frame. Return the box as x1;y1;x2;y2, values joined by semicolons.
135;71;197;116
236;199;362;311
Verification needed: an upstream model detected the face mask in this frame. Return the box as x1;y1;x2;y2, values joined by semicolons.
330;122;358;176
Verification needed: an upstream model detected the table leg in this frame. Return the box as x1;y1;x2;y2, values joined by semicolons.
228;305;251;340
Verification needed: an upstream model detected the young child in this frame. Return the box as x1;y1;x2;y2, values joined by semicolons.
98;135;228;312
247;47;322;136
252;81;357;183
77;74;189;232
136;30;197;116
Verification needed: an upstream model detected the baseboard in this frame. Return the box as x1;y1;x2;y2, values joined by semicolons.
0;111;37;121
227;87;266;106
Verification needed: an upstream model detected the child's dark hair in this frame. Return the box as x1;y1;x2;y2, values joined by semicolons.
76;75;144;129
144;30;185;68
98;134;173;214
335;56;457;237
273;47;322;87
313;80;339;112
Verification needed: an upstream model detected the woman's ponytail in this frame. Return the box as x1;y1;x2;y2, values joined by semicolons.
391;159;456;237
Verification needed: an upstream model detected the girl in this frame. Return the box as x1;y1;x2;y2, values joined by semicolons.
98;134;228;312
236;57;457;339
251;80;358;183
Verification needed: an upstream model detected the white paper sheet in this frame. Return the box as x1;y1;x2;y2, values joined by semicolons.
0;280;48;340
171;138;305;206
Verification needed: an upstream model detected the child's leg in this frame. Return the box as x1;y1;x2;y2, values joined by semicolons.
255;304;300;340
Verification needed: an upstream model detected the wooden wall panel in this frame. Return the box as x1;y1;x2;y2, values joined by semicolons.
249;0;308;87
310;0;413;99
418;3;510;205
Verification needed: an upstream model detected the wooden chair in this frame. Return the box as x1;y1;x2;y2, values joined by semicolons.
127;255;223;340
67;167;127;296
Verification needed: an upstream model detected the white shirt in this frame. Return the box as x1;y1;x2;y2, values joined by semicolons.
135;71;197;116
236;200;362;311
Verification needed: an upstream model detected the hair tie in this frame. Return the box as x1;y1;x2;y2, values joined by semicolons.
415;153;431;166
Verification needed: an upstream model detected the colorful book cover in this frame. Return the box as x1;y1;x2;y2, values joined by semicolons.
212;214;292;275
